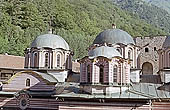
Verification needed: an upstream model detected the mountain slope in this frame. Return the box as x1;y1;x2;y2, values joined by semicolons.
113;0;170;34
0;0;167;59
143;0;170;13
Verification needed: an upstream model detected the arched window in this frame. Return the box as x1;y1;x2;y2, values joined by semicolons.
45;53;49;67
34;53;38;67
87;65;90;83
113;65;117;83
145;48;149;52
116;48;122;54
26;78;30;87
99;65;104;84
66;55;69;68
128;50;131;59
57;54;60;67
142;62;153;75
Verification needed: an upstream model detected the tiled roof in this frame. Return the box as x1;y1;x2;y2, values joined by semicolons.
0;54;25;69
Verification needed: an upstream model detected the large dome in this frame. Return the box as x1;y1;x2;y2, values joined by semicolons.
163;36;170;48
31;34;69;50
93;29;135;45
88;46;122;59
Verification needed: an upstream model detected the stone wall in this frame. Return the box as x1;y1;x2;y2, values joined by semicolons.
134;36;167;74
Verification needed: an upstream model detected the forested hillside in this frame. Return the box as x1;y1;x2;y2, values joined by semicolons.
113;0;170;34
0;0;167;59
143;0;170;13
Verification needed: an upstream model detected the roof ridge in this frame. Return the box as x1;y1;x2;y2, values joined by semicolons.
0;54;24;58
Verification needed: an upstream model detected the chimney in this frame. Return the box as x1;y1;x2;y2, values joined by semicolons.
112;24;116;29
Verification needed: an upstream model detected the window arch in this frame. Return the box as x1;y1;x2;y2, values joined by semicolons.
142;62;153;75
57;54;60;67
45;53;49;67
26;78;30;87
128;49;133;60
87;65;90;83
128;50;131;59
99;65;104;84
113;65;117;83
34;53;38;67
116;48;122;54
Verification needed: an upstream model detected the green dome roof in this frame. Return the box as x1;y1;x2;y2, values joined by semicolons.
93;29;135;45
31;34;69;50
88;46;122;59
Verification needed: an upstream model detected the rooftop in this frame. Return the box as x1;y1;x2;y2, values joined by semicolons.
54;82;170;100
0;54;24;69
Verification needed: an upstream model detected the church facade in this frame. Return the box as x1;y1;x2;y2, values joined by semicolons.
79;28;140;95
1;27;170;109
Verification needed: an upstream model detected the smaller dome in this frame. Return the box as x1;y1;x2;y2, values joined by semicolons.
88;46;122;59
163;36;170;48
93;29;135;45
31;34;69;50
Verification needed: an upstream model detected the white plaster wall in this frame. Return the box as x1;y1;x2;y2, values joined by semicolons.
130;70;140;83
106;86;128;94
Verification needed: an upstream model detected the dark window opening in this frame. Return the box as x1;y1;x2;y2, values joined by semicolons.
113;65;117;82
66;55;69;68
57;54;60;67
99;65;104;84
128;50;131;59
87;65;90;83
34;53;38;67
26;78;30;87
145;48;149;52
154;47;156;51
45;53;49;67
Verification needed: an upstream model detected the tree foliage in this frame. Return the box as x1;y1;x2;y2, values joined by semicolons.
0;0;167;59
143;0;170;14
113;0;170;34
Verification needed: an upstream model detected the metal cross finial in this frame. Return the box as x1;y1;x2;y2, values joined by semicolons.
48;16;53;34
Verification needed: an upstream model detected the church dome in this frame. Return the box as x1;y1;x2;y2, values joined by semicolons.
88;46;122;59
31;34;69;50
93;29;135;45
163;36;170;48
